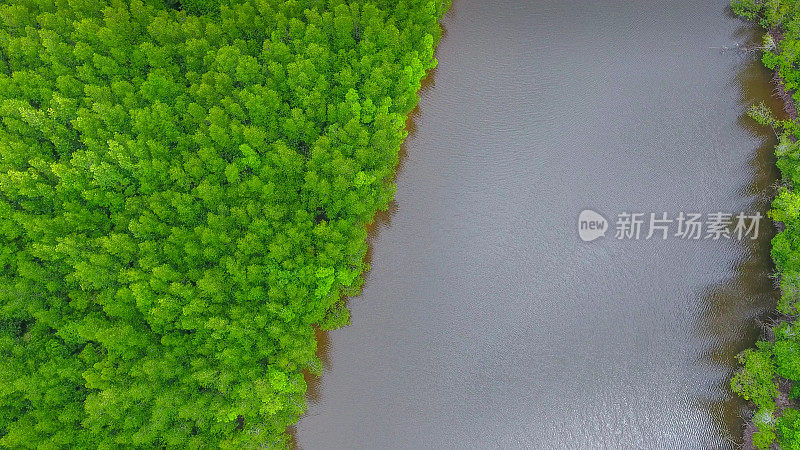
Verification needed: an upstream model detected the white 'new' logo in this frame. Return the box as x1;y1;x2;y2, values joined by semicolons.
578;210;608;242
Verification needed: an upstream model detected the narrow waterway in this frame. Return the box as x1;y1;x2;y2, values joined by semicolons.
296;1;781;448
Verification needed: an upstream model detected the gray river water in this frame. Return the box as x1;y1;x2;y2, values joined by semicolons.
295;1;782;448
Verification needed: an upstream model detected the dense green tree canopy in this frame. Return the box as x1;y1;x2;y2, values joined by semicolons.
0;0;447;446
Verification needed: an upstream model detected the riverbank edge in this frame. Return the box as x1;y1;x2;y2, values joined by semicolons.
738;22;798;450
289;2;453;447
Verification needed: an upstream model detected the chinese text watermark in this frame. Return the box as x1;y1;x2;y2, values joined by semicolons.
578;210;762;242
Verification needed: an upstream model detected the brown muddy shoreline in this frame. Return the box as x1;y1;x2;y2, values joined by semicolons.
740;26;798;450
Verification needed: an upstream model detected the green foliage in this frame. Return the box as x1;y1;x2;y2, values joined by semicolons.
752;405;778;449
779;408;800;449
732;343;779;410
179;0;221;15
775;323;800;381
755;425;779;450
733;0;763;20
0;0;447;446
734;0;798;26
750;101;781;129
775;136;800;189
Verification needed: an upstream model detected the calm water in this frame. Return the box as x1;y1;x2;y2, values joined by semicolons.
295;1;781;448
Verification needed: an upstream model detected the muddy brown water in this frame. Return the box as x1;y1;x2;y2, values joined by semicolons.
295;1;783;448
